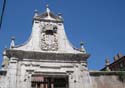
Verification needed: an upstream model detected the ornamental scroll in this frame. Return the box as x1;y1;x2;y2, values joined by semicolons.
40;24;58;51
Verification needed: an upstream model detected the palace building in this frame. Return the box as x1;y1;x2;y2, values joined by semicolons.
1;4;125;88
0;5;91;88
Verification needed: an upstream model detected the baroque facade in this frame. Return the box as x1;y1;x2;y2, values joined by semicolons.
0;5;91;88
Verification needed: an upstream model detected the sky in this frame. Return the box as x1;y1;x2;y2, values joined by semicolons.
0;0;125;70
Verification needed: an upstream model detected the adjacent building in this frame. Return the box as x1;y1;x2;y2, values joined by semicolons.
101;53;125;71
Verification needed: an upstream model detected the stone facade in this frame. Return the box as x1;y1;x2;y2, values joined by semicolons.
0;5;90;88
90;71;125;88
0;5;125;88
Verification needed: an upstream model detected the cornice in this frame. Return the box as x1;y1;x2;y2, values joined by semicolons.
6;49;90;62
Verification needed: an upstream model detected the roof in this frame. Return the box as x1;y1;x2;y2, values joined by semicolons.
100;56;125;71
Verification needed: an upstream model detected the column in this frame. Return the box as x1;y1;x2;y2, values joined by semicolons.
40;77;44;88
40;83;44;88
35;83;38;88
51;79;54;88
45;78;48;88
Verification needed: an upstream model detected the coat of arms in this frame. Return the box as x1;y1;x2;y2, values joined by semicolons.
40;23;58;51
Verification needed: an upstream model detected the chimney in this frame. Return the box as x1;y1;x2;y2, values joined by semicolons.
117;52;123;59
105;58;110;66
114;55;118;61
105;58;111;71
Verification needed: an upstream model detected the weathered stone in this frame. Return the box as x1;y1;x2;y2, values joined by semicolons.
0;5;89;88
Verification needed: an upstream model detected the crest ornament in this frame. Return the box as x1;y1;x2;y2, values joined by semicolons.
40;23;58;51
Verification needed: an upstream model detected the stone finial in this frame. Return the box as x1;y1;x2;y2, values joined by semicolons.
80;41;86;53
46;4;50;14
58;13;62;16
58;13;63;18
34;9;38;17
80;41;84;45
114;55;118;61
105;58;110;66
2;46;9;69
10;36;15;49
117;52;123;59
46;4;49;8
4;46;7;49
2;50;6;56
11;36;15;40
2;50;7;57
2;46;7;56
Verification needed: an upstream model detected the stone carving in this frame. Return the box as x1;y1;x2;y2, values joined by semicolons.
40;23;58;51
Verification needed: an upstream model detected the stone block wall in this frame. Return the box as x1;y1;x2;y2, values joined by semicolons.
90;71;125;88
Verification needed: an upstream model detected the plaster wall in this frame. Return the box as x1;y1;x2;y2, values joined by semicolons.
90;72;125;88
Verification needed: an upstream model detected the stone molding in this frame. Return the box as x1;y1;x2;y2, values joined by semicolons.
6;49;89;62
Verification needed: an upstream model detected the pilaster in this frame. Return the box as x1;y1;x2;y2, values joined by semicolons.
8;57;18;88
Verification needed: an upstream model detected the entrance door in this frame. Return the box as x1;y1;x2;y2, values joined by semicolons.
54;78;68;88
31;75;68;88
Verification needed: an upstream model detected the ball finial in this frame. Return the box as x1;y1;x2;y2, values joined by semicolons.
80;41;84;45
11;36;15;40
46;4;49;8
34;9;38;13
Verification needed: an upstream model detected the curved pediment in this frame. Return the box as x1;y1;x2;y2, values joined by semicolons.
34;13;63;22
10;5;86;54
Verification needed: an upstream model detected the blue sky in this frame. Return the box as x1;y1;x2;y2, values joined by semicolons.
0;0;125;70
